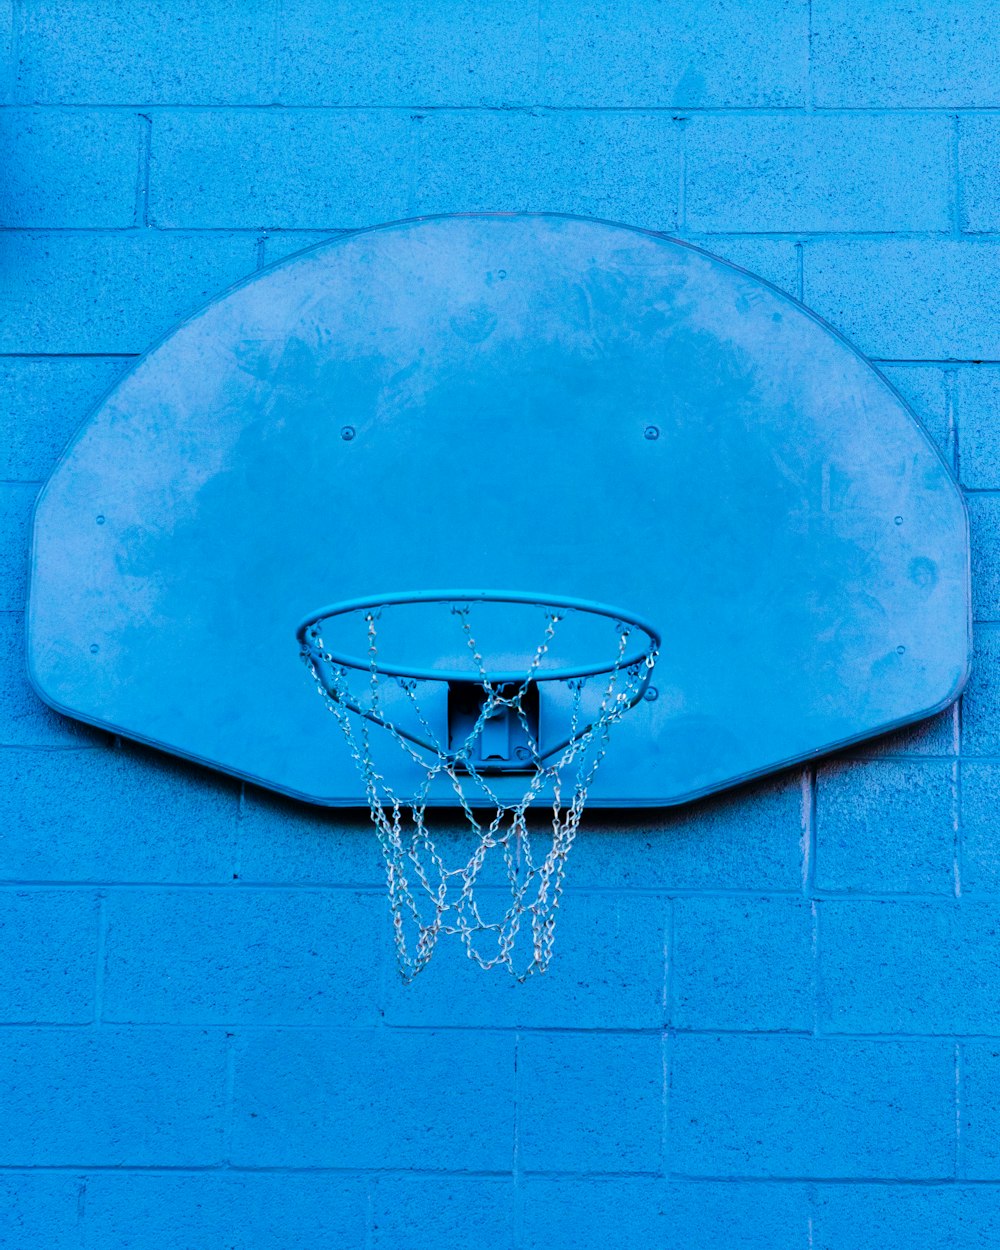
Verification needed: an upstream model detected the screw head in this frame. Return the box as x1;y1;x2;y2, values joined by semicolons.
341;425;356;441
90;644;99;654
644;425;660;441
643;686;659;702
95;515;105;525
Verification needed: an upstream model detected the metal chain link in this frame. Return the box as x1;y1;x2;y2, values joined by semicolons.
301;604;658;982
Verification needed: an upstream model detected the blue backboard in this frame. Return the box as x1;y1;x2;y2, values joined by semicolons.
27;214;970;806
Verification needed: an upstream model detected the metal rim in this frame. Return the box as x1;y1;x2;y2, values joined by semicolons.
296;589;661;684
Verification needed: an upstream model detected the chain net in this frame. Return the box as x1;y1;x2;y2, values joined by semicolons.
299;599;657;982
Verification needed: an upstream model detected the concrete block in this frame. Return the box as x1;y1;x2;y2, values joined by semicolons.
411;110;680;231
958;366;1000;489
15;0;272;104
0;1027;227;1164
960;763;1000;893
969;493;1000;620
804;240;1000;361
961;1043;1000;1179
0;231;256;354
686;115;950;233
538;0;808;107
568;773;805;891
0;745;238;882
151;110;412;229
277;0;538;105
813;0;1000;106
0;357;128;481
0;888;98;1022
0;108;139;226
103;887;383;1024
382;891;667;1030
668;1035;954;1177
82;1172;368;1248
371;1176;515;1249
819;900;1000;1034
231;1028;514;1169
815;760;957;894
671;896;813;1031
812;1184;1000;1250
518;1032;663;1173
961;626;1000;756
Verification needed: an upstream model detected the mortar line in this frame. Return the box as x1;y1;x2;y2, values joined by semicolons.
222;1033;237;1166
795;240;804;301
136;113;152;227
0;1161;994;1183
952;113;962;237
265;0;282;103
676;116;687;233
8;0;24;103
955;1042;963;1179
2;880;991;899
512;1030;523;1249
93;893;107;1027
953;758;962;900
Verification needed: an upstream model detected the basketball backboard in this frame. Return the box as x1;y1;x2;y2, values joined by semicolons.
27;213;970;807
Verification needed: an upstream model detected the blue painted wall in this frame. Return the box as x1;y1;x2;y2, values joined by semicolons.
2;3;999;1246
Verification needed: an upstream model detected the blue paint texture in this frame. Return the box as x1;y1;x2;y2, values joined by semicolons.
1;2;998;1245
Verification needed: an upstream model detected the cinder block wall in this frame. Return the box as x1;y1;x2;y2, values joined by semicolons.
2;4;999;1246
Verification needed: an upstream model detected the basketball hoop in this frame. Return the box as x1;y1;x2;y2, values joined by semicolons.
297;591;659;982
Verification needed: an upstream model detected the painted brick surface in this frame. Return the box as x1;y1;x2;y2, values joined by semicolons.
520;1179;809;1250
231;1028;514;1170
0;483;34;608
969;492;1000;620
812;1185;1000;1250
371;1177;515;1250
566;773;806;890
0;108;140;226
0;888;98;1022
0;745;238;880
819;900;1000;1035
668;1036;954;1178
686;115;950;234
960;625;1000;756
0;232;256;353
277;0;538;106
812;1;1000;107
815;760;957;894
0;1173;84;1250
103;887;384;1024
959;367;1000;489
536;0;808;108
960;762;1000;893
2;2;995;1245
0;1027;228;1165
382;891;667;1029
151;110;413;229
81;1172;369;1249
14;0;273;104
803;240;1000;362
411;110;680;230
959;1043;1000;1179
518;1032;663;1172
671;896;813;1031
0;356;128;480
